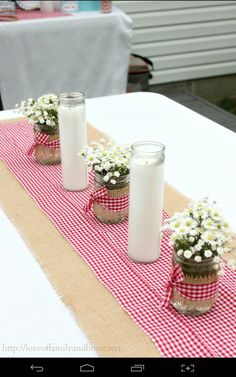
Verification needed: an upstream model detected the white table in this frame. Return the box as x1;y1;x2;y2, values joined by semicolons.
0;7;132;109
0;92;236;357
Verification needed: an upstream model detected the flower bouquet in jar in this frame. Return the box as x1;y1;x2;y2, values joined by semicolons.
16;94;60;165
81;139;131;224
161;197;231;316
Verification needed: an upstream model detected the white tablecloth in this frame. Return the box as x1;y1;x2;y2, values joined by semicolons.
0;92;236;357
0;7;132;109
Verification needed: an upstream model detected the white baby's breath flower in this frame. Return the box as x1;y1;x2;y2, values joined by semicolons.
94;165;103;172
221;221;230;230
16;94;58;129
201;230;215;243
194;244;202;252
194;255;202;262
172;219;182;228
81;140;131;185
204;249;213;258
115;160;122;168
202;218;215;230
103;162;112;171
122;158;129;165
198;239;205;247
184;217;197;228
184;250;192;259
177;249;183;256
88;155;95;162
200;210;209;219
189;229;198;236
176;226;187;235
161;197;231;261
103;175;110;182
211;210;222;221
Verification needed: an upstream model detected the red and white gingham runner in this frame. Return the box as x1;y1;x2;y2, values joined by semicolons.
162;264;219;308
27;132;60;156
15;9;70;20
85;186;129;212
0;120;236;358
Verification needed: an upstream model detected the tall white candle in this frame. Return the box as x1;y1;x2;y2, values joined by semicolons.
128;142;165;263
40;1;54;13
54;1;61;11
58;93;88;191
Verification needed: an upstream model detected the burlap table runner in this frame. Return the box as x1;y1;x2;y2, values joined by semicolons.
0;117;235;357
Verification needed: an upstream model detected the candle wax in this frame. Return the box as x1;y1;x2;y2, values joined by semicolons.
58;104;88;191
128;157;164;263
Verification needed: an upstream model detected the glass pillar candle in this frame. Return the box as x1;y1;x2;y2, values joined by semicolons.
40;1;54;12
58;92;88;191
128;141;165;263
54;1;61;11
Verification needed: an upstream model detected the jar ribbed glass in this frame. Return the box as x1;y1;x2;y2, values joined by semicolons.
34;124;61;165
93;172;129;224
171;251;221;316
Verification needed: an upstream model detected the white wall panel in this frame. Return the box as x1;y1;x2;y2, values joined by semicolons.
114;1;236;84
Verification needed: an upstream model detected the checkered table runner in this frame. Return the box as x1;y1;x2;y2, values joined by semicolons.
27;132;60;156
0;120;236;357
162;264;219;308
15;9;70;20
85;186;129;212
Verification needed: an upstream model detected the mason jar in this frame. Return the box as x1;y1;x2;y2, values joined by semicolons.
171;251;221;316
93;172;129;224
33;123;61;165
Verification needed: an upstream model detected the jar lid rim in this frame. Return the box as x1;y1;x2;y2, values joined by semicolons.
59;92;85;103
131;141;165;155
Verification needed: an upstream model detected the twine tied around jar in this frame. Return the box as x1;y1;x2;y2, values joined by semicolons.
27;132;60;156
162;264;219;308
85;186;129;213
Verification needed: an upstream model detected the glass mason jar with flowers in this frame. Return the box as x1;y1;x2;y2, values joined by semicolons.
81;139;130;224
16;94;60;165
161;198;231;316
